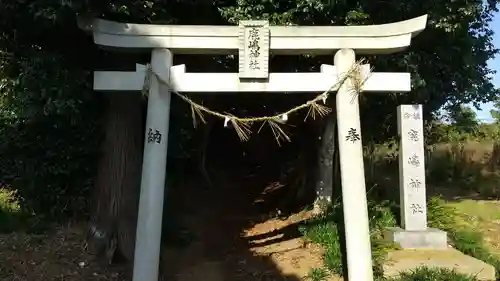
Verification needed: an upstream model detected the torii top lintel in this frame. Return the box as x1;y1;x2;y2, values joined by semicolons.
78;15;427;55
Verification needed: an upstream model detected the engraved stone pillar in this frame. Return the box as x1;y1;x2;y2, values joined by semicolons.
384;104;447;249
132;49;172;281
335;49;374;281
398;104;427;230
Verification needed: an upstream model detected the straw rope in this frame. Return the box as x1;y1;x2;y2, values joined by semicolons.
142;59;371;143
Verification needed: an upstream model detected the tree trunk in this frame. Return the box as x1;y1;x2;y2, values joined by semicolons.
314;102;340;213
87;92;145;263
314;101;348;277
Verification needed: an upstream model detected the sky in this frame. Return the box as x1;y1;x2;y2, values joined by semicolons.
473;10;500;122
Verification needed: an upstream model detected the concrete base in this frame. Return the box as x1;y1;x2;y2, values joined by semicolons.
383;249;496;281
384;227;448;249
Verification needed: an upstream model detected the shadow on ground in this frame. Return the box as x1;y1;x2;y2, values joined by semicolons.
160;166;324;281
159;126;328;281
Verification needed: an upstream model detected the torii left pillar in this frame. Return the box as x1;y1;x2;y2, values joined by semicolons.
132;49;172;281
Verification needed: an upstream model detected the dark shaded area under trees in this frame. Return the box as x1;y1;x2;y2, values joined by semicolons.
0;0;498;274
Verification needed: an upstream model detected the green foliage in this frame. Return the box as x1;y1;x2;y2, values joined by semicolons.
0;54;102;220
429;105;500;143
0;189;20;213
300;200;398;278
446;105;479;135
426;196;459;230
218;0;499;132
300;213;343;274
490;98;500;124
307;267;329;281
0;188;48;233
385;267;478;281
0;188;21;232
427;121;500;143
0;0;182;222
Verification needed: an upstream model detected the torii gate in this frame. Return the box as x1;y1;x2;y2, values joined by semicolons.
79;15;427;281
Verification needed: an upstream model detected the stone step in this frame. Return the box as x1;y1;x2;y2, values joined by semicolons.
383;248;496;281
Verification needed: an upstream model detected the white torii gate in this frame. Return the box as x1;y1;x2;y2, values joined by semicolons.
80;15;427;281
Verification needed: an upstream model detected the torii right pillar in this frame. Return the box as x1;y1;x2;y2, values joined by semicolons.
322;48;421;281
334;49;373;281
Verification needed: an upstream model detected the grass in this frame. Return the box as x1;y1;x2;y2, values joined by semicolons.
300;140;500;281
307;267;330;281
299;200;399;280
449;200;500;222
428;197;500;272
389;267;478;281
300;197;498;281
449;200;500;256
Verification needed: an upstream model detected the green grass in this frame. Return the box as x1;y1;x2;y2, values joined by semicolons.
299;200;399;279
299;196;500;281
301;218;343;274
447;199;500;256
428;197;500;275
448;200;500;222
307;267;329;281
388;267;478;281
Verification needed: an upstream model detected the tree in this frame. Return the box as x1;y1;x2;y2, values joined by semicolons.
447;105;480;134
490;98;500;124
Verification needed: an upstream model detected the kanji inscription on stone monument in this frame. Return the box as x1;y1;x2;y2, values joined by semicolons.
408;128;420;142
408;153;420;167
404;112;421;120
398;104;427;230
410;203;424;214
408;178;422;189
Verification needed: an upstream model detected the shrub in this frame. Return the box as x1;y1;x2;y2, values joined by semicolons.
0;188;21;232
0;187;50;233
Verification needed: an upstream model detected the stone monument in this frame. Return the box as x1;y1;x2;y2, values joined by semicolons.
382;104;495;281
384;104;447;249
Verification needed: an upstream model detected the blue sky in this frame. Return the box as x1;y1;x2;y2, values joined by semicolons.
473;10;499;122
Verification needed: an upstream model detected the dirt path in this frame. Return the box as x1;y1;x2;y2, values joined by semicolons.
160;175;331;281
0;172;335;281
